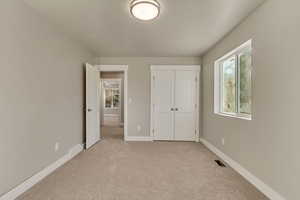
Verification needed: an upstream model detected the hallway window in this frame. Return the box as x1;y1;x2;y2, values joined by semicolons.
105;88;120;108
103;80;121;109
214;40;252;120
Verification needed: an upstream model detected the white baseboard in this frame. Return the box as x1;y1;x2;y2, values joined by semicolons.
69;144;84;159
200;138;285;200
0;144;83;200
125;136;153;142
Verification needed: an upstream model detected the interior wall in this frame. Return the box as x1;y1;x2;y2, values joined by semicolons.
201;0;299;199
0;0;94;196
100;72;125;124
95;57;201;137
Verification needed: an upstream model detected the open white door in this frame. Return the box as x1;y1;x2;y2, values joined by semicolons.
85;63;100;149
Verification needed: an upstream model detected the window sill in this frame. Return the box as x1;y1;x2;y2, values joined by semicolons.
215;112;252;121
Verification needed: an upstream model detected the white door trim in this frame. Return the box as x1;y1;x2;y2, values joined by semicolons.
150;65;201;142
95;65;129;141
195;70;201;142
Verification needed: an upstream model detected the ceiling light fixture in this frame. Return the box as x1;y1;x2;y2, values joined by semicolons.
130;0;160;21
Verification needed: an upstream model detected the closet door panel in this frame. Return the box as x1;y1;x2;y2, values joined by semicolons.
174;71;197;141
153;71;174;140
175;71;196;112
174;113;195;141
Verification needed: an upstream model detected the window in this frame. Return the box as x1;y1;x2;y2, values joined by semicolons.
105;88;120;108
214;40;252;120
103;80;121;109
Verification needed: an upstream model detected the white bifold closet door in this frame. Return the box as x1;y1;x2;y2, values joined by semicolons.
174;71;197;141
152;71;174;140
152;68;199;141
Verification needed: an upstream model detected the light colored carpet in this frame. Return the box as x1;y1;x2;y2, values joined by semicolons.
18;127;268;200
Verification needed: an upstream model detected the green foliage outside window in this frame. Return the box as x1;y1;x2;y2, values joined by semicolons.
220;46;252;116
239;51;252;114
222;57;236;113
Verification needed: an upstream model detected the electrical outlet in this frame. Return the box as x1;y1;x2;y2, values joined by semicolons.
55;142;60;152
222;138;225;146
137;125;142;132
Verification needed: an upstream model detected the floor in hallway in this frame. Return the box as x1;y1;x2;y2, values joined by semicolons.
101;126;124;140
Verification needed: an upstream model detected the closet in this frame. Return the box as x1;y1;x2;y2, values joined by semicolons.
150;65;200;141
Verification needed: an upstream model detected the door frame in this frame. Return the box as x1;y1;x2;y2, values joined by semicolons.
101;78;122;126
95;65;128;141
150;65;201;142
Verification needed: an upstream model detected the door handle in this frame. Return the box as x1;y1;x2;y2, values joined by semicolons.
171;108;174;111
87;108;93;112
175;108;178;111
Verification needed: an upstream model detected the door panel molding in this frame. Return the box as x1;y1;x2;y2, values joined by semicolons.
150;65;201;142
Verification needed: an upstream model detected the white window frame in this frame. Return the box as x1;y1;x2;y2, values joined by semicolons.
214;39;252;120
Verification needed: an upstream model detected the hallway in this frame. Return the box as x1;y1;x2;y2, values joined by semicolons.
101;126;124;141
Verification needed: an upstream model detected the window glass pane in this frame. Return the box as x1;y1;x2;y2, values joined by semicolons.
239;50;252;114
112;90;120;108
222;57;236;113
105;89;112;108
114;89;120;95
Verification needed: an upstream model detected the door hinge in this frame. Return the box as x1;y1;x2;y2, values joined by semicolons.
195;77;198;82
153;76;155;81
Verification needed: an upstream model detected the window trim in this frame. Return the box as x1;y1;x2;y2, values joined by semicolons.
214;39;252;120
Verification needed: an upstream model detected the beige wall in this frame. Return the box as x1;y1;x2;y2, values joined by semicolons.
0;0;94;196
201;0;300;199
95;57;201;137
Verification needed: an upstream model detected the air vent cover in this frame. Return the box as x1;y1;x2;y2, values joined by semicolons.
215;160;226;167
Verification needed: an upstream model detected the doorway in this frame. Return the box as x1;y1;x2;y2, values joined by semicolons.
85;64;128;149
100;73;124;140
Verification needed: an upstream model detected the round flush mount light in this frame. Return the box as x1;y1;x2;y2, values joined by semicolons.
130;0;160;21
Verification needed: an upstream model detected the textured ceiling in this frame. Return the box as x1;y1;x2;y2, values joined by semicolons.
23;0;265;57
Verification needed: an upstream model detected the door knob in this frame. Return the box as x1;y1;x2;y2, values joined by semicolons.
87;108;93;112
175;108;178;111
171;108;174;111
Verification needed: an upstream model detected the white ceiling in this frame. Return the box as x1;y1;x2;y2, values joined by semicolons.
23;0;265;57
